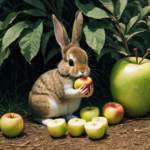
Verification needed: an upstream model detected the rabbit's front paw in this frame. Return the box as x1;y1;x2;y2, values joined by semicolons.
76;84;89;97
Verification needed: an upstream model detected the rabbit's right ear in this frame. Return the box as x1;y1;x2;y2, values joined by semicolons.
52;15;70;49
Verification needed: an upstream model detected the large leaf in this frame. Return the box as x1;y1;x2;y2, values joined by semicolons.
44;49;60;65
127;28;147;41
83;21;105;55
1;21;31;52
41;30;54;56
0;12;19;30
125;6;150;34
114;0;127;20
22;9;46;17
19;20;43;63
76;0;111;19
23;0;47;12
99;0;114;14
105;43;128;56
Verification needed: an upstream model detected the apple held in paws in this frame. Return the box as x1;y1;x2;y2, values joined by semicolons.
1;113;23;137
68;118;86;137
74;77;93;90
80;106;100;122
84;121;105;139
47;118;67;138
92;117;108;133
102;102;124;124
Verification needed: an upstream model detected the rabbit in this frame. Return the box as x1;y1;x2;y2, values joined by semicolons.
28;10;94;125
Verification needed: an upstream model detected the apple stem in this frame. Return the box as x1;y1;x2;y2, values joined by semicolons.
138;48;150;64
133;48;138;64
11;113;14;118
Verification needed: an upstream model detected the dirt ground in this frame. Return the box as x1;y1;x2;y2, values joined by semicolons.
0;114;150;150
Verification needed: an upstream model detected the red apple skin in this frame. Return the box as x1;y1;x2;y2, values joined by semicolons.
102;102;124;124
1;113;24;137
74;77;93;90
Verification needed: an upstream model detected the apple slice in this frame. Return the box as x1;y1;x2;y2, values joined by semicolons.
68;118;86;137
84;121;105;139
80;106;100;122
47;118;67;138
92;117;108;133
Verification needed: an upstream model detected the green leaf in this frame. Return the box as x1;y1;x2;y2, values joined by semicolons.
0;12;19;30
19;20;43;63
76;0;111;19
41;30;54;56
127;28;147;41
23;0;47;12
44;21;53;28
83;21;105;55
99;0;114;14
0;47;10;66
114;0;127;20
44;49;60;65
125;6;150;34
119;23;125;35
22;9;46;17
105;43;128;56
1;21;31;52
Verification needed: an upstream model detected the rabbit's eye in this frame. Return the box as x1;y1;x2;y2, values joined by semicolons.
69;59;74;66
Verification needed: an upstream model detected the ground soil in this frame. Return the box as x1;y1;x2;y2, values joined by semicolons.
0;114;150;150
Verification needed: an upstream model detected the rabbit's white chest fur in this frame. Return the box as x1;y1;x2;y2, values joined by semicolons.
48;82;82;117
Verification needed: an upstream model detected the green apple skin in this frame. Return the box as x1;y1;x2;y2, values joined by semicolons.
1;113;23;137
110;57;150;117
74;77;93;90
68;118;86;137
102;102;124;124
47;119;67;138
84;121;105;139
80;106;100;122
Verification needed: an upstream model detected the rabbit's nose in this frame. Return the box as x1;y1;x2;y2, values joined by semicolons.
81;70;85;74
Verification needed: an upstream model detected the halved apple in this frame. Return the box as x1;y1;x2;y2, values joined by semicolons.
68;118;86;137
92;117;108;133
84;121;105;139
47;118;67;138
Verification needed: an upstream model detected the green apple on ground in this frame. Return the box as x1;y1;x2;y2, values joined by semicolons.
1;113;23;137
110;56;150;117
84;121;105;139
92;117;108;133
80;106;100;122
74;77;93;90
68;118;86;137
47;118;66;138
102;102;124;124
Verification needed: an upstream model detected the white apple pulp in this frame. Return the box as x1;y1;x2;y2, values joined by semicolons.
110;57;150;117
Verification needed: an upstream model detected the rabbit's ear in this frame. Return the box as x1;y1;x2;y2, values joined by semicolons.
52;15;70;49
71;10;83;46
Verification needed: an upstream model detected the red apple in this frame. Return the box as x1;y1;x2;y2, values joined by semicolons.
1;113;24;137
102;102;124;124
74;77;93;90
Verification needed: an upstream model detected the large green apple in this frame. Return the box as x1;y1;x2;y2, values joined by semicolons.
110;57;150;117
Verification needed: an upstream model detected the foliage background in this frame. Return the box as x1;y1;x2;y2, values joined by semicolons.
0;0;150;116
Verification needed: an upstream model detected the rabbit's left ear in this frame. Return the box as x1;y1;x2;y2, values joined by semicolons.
71;10;83;46
52;15;70;49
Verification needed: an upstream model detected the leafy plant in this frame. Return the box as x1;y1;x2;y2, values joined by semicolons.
76;0;150;61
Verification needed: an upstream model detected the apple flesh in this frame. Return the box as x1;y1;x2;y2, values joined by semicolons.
110;57;150;117
68;118;86;137
92;117;108;133
1;113;23;137
102;102;124;124
74;77;93;90
47;118;67;138
84;121;105;139
80;106;100;122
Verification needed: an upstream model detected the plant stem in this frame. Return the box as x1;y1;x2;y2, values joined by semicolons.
133;48;138;64
138;48;150;64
